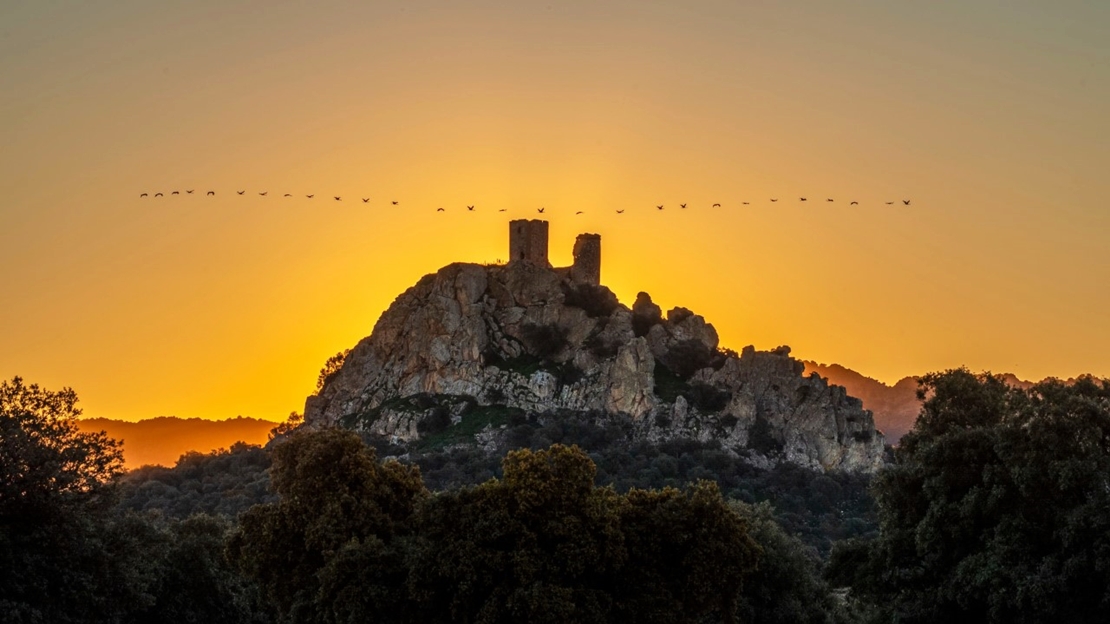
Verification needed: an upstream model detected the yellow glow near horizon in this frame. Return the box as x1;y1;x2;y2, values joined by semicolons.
2;2;1108;421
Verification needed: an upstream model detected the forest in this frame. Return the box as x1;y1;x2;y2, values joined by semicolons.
3;370;1109;623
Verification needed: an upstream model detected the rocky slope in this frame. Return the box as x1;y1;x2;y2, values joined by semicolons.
305;261;886;472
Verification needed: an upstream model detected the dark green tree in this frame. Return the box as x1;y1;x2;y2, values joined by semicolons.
228;428;427;623
831;370;1110;623
0;376;126;621
409;444;625;623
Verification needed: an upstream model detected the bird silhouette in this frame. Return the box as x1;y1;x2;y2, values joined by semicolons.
207;191;215;196
171;191;179;195
537;207;545;214
237;190;245;195
656;205;664;210
284;193;292;197
306;194;314;199
799;197;807;202
770;198;778;202
616;210;625;214
391;201;399;205
826;198;834;202
186;189;194;194
362;198;370;203
259;192;267;196
436;207;445;212
575;211;583;215
680;203;687;209
334;196;341;201
742;201;750;205
712;203;721;208
467;205;475;211
850;201;859;205
140;193;148;198
903;199;911;205
498;209;507;212
885;201;894;205
154;192;163;197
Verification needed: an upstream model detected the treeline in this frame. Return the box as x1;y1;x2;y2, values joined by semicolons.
120;410;877;557
5;371;1110;622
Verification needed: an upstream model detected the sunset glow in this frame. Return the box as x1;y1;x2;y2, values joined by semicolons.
2;1;1108;422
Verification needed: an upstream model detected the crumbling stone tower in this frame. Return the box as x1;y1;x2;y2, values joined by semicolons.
571;233;601;285
508;219;550;266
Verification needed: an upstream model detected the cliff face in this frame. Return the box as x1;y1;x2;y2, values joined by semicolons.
305;261;885;472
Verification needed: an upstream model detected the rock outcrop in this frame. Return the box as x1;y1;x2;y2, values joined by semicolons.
304;261;885;472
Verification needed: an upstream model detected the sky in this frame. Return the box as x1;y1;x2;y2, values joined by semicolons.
2;1;1108;422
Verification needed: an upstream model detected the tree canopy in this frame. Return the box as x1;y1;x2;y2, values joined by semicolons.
830;369;1110;623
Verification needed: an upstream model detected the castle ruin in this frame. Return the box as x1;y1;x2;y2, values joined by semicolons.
508;219;600;285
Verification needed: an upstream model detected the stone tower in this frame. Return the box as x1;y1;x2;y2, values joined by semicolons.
571;233;601;285
508;219;549;266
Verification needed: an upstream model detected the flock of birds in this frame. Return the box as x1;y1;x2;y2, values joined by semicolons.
138;189;913;212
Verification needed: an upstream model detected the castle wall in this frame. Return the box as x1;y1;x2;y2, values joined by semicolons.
508;219;550;266
571;233;601;285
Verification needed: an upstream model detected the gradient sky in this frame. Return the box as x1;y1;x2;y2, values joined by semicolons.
2;1;1108;422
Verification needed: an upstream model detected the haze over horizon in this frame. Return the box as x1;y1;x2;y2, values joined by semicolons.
3;1;1108;422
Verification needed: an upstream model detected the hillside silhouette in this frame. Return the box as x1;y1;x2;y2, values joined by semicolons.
75;416;277;469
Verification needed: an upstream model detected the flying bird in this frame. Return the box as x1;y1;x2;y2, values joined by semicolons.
680;203;687;209
259;192;267;196
616;210;624;214
334;196;342;201
306;194;314;198
656;205;664;210
575;211;584;215
362;198;370;203
436;207;445;212
237;190;245;195
537;207;545;214
467;205;475;211
826;198;834;202
154;192;163;197
498;209;507;212
186;190;194;194
799;197;807;202
284;193;292;197
850;201;859;205
770;198;778;202
742;201;750;205
903;199;911;205
712;203;721;207
171;191;179;195
391;201;399;205
885;201;894;205
207;191;215;196
140;193;148;198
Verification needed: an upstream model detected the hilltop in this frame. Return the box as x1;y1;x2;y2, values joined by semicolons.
306;221;885;472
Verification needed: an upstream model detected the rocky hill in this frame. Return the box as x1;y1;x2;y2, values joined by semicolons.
306;224;885;471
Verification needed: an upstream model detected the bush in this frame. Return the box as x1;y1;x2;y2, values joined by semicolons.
562;282;620;318
520;323;570;359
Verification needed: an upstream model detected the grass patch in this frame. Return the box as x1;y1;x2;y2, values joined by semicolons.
415;404;526;451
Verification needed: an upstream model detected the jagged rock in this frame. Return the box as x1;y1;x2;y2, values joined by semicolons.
305;260;886;472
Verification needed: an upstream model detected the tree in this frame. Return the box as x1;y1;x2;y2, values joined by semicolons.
0;376;127;621
0;376;123;523
409;444;626;623
831;370;1110;623
228;428;427;623
316;349;351;393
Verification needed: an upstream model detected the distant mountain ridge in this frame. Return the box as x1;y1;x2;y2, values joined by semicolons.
76;416;277;469
802;362;1036;443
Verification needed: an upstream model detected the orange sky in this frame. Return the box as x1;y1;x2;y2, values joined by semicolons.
2;2;1108;422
